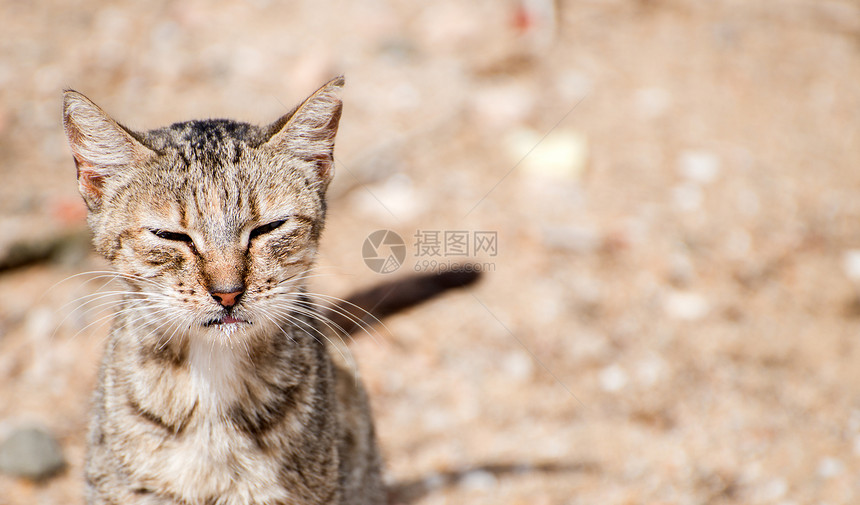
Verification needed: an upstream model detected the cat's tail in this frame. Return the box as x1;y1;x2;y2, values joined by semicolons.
323;269;481;336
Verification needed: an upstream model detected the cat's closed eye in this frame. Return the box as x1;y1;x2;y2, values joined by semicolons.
250;220;286;240
150;229;194;243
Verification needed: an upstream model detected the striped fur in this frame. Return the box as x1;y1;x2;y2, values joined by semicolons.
64;77;385;505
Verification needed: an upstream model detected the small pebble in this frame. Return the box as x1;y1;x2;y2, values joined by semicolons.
502;351;534;382
668;252;695;286
556;70;592;101
460;469;497;491
568;331;611;362
635;354;666;387
509;128;588;181
474;84;535;127
678;150;720;184
542;224;601;253
817;457;844;478
842;250;860;281
599;364;628;392
755;477;788;501
664;291;710;321
422;473;445;490
352;173;424;221
0;426;65;480
26;306;54;340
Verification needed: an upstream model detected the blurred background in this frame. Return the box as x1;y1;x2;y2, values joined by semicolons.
1;0;860;503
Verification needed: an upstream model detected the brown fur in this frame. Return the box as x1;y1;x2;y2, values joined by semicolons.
64;78;387;505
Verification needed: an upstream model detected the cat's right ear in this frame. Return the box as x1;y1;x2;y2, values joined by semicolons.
261;76;344;189
63;91;156;211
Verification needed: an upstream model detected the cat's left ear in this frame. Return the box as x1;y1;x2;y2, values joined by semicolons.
262;76;344;187
63;91;156;211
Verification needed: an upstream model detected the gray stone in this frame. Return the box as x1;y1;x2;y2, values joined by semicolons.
0;426;65;480
460;469;497;490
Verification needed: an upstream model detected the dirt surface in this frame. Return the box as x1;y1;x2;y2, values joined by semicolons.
2;0;860;503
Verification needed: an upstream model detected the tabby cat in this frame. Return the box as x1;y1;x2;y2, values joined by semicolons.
63;77;388;505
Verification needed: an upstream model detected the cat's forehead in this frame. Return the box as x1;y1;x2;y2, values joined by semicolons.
126;120;321;228
145;119;265;161
141;119;306;192
142;171;316;222
135;179;314;237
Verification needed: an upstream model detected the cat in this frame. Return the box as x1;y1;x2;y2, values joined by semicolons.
62;77;477;505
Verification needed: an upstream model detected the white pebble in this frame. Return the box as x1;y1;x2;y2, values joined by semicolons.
568;331;611;362
817;457;844;478
755;478;788;501
508;128;588;181
678;150;720;184
351;173;424;221
635;354;666;387
842;250;860;281
556;70;592;101
460;470;497;491
473;84;535;127
542;224;601;253
664;291;710;321
502;351;534;382
599;364;628;392
423;473;445;490
668;252;695;286
26;307;54;340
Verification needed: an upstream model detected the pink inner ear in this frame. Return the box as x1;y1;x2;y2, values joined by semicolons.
319;158;333;181
77;166;107;198
308;153;334;182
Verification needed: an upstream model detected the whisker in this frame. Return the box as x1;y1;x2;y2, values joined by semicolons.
107;306;181;343
256;310;296;345
61;290;161;315
302;291;391;344
271;264;358;289
47;270;169;297
269;301;359;347
287;297;382;347
155;313;190;352
264;305;356;373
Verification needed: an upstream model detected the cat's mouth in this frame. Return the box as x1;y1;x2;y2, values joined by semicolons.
204;315;251;327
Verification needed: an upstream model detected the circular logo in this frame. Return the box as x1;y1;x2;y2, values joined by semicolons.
362;230;406;274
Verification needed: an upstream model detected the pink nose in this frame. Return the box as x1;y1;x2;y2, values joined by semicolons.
211;290;243;307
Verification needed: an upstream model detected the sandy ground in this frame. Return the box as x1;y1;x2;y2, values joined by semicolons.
2;0;860;503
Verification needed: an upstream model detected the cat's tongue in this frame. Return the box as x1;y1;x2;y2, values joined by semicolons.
221;316;244;324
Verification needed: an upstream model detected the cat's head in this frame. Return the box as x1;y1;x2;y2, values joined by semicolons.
62;78;343;342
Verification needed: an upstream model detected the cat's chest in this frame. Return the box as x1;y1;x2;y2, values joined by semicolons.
150;418;289;504
187;338;247;406
120;342;298;503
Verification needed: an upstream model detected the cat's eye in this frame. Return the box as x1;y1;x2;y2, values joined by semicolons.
150;229;194;243
250;220;286;240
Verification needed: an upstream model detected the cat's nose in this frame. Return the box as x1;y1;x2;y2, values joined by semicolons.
210;289;244;308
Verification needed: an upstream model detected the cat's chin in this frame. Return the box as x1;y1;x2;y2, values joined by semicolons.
201;321;254;341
